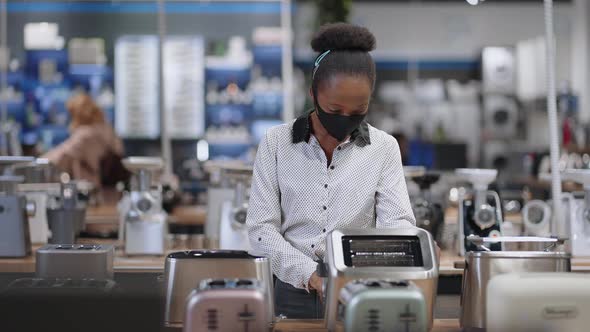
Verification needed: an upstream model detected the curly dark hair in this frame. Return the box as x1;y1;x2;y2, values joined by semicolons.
310;23;377;94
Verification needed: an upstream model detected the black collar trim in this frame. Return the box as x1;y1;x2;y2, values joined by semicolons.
291;111;371;147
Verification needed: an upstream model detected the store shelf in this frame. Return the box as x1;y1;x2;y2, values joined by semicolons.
7;1;287;14
294;53;479;71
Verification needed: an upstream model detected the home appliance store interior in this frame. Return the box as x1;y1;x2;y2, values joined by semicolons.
1;1;590;331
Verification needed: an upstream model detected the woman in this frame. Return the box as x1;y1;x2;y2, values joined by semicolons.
43;93;126;188
246;23;416;319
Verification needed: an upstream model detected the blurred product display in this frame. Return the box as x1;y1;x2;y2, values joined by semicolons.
2;2;590;332
115;36;159;139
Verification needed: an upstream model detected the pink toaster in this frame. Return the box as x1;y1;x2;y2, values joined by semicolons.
183;278;270;332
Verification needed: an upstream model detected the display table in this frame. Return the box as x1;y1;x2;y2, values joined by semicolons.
272;319;460;332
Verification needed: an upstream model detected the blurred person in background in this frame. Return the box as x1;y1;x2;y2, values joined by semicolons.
43;93;128;188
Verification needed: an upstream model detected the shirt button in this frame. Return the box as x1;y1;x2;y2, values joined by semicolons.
258;237;262;242
322;206;327;210
311;244;315;248
324;184;328;189
337;147;342;151
330;166;335;170
322;229;327;233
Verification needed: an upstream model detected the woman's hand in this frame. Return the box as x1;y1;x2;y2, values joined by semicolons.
308;272;324;302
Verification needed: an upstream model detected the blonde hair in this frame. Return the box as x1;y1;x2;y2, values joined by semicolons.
67;93;106;131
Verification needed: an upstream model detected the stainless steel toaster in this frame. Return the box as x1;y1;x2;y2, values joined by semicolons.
184;278;269;332
458;236;571;331
163;250;274;327
338;279;427;332
487;273;590;332
36;244;115;279
324;228;438;331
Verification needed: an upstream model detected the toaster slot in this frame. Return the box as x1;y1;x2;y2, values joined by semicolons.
208;280;227;288
342;236;424;267
235;280;253;287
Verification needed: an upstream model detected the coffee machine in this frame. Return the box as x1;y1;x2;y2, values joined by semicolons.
410;172;444;242
118;157;167;255
0;156;36;257
455;168;503;256
322;228;438;331
218;165;253;251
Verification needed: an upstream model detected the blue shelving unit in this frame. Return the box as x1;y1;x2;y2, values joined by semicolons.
7;1;285;14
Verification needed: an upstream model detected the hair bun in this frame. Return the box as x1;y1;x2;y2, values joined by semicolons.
311;23;376;53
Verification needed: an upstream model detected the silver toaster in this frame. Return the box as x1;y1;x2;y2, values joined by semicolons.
36;244;115;279
184;278;269;332
324;228;438;331
338;279;427;332
163;250;274;327
487;273;590;332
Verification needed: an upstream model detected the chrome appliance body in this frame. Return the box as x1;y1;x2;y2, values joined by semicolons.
36;244;114;279
14;158;61;244
410;172;444;241
562;169;590;256
0;157;36;257
338;279;427;332
456;169;503;256
119;157;167;255
487;273;590;332
324;228;438;331
184;278;270;332
217;165;252;251
459;237;571;331
17;184;60;244
46;182;87;244
0;177;32;257
163;250;274;327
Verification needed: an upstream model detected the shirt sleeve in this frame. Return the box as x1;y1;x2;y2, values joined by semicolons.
375;136;417;228
246;129;318;290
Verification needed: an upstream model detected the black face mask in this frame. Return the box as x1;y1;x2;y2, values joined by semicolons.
315;102;366;142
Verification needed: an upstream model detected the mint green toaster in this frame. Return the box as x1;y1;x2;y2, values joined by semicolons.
338;279;427;332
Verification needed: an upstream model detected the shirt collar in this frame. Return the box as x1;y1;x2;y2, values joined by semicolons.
292;110;371;147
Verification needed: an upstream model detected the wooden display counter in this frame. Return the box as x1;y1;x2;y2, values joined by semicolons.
3;203;590;274
272;319;460;332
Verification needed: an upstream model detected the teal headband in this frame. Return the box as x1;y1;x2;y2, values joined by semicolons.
312;50;331;79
